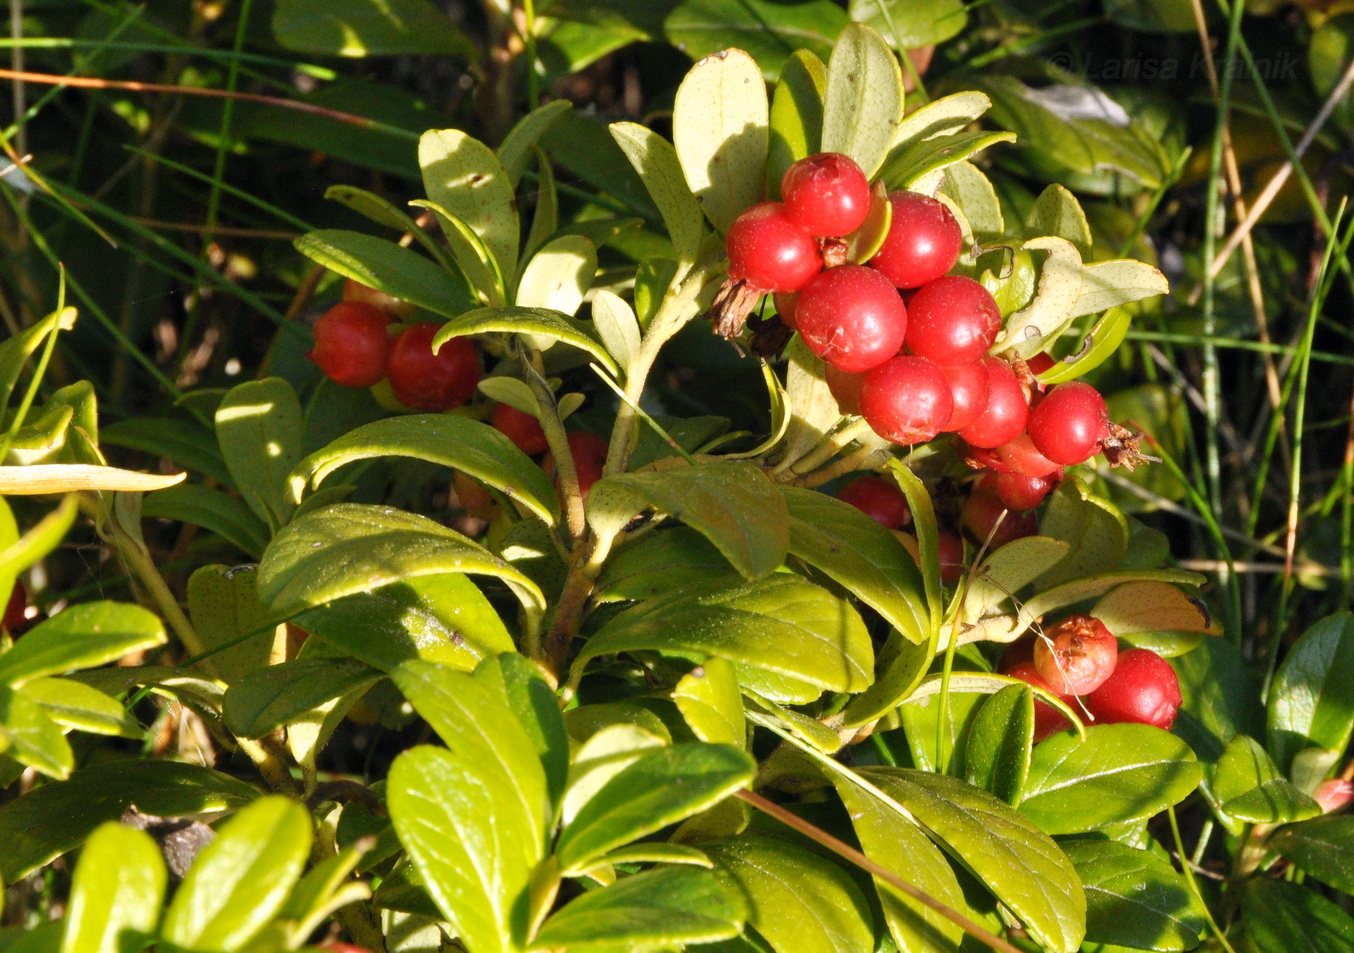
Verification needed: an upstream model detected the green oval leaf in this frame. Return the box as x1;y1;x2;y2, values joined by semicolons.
18;678;140;739
1269;815;1354;895
432;305;621;377
1268;612;1354;775
767;50;827;198
821;23;904;179
289;413;560;526
1060;837;1206;951
609;122;705;266
215;378;305;531
1019;724;1203;833
964;683;1035;805
294;230;475;318
0;685;73;778
515;234;597;320
223;658;381;738
0;602;167;687
577;575;874;694
1241;875;1354;953
59;823;165;953
419;128;520;283
1213;735;1320;831
673;657;745;746
161;797;313;953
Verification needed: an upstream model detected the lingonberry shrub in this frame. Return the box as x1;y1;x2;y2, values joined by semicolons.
306;301;391;388
837;475;910;528
725;202;822;291
490;402;549;456
1027;381;1111;465
795;265;908;373
1033;615;1119;696
869;191;963;288
1084;647;1182;729
903;276;1003;366
387;323;481;411
780;153;871;237
860;354;953;445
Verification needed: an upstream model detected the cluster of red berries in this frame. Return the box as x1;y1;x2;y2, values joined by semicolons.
306;280;481;412
1000;614;1181;742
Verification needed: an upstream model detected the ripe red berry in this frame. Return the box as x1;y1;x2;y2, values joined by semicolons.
904;276;1003;366
1084;648;1181;730
957;358;1029;449
987;468;1062;511
1006;660;1074;742
342;278;417;321
1026;352;1057;377
3;581;26;632
937;530;966;584
1033;615;1119;696
306;302;391;388
860;354;953;446
869;191;963;289
1027;381;1111;466
961;480;1037;549
837;475;911;529
387;323;481;411
939;360;990;433
825;364;866;416
545;431;610;503
726;202;822;292
780;153;871;237
992;433;1062;479
796;265;908;374
490;403;549;456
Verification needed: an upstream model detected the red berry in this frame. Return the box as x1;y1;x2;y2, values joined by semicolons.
937;530;966;584
545;431;609;503
342;278;417;321
774;291;799;331
387;323;481;411
987;468;1062;511
904;276;1002;366
837;475;911;529
825;364;867;416
490;403;549;456
3;581;26;632
961;481;1037;549
939;360;990;433
453;470;497;519
306;302;391;388
957;358;1029;449
869;191;963;289
1026;352;1056;377
1084;648;1181;730
860;355;953;446
992;433;1062;479
726;202;822;292
796;266;908;374
1033;615;1119;696
780;153;871;237
1006;660;1074;742
1027;381;1111;466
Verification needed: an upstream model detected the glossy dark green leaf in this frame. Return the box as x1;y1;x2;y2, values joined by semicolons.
706;835;873;953
142;485;268;560
392;659;549;850
673;657;745;747
272;0;475;58
433;305;620;377
589;462;788;580
1213;735;1320;829
964;684;1035;805
578;575;873;694
555;743;755;873
58;823;165;953
594;527;737;604
1170;637;1262;761
1020;725;1202;833
100;417;232;487
665;0;846;80
780;486;928;644
1270;815;1354;895
1268;612;1354;775
388;746;538;953
834;775;968;953
0;602;166;687
767;51;826;197
215;378;304;531
289;414;560;526
530;867;743;950
1242;876;1354;953
257;503;544;625
821;23;904;179
162;797;312;953
187;566;287;686
294;230;475;318
881;129;1016;189
18;678;140;739
0;759;258;883
858;767;1086;953
473;652;570;813
0;685;72;778
223;657;381;738
1060;838;1205;951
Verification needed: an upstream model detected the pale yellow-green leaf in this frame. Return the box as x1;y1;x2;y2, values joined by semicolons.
609;122;705;265
991;237;1084;358
821;23;905;179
